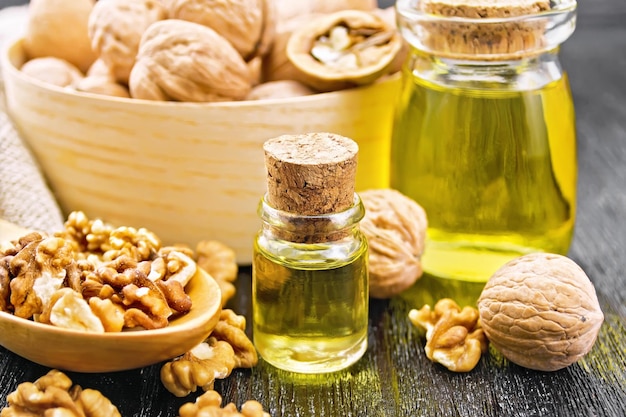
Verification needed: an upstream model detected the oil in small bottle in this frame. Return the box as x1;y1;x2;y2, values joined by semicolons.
253;239;368;373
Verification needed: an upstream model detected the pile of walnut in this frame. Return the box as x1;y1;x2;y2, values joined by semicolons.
0;211;237;332
20;0;406;101
161;309;258;397
1;369;271;417
409;253;605;373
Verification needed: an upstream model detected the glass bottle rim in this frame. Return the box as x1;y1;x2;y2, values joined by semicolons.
258;193;365;233
396;0;577;24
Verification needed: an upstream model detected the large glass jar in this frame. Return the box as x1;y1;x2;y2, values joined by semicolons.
391;0;578;282
252;194;369;373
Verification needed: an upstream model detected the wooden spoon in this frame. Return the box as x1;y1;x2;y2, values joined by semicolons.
0;219;222;373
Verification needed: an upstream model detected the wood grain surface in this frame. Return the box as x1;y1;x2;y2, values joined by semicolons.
1;1;625;416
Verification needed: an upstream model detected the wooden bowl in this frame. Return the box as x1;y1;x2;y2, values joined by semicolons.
1;39;401;264
0;218;222;373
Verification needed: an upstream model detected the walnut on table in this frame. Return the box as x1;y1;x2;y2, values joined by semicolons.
161;309;257;397
178;390;270;417
359;188;428;298
478;253;604;371
195;240;238;307
409;298;488;372
0;369;120;417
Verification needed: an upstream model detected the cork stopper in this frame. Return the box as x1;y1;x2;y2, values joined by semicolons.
263;132;358;216
415;0;551;60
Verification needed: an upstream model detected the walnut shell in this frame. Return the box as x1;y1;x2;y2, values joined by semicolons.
478;253;604;371
286;10;403;91
23;0;97;73
360;189;428;299
262;13;323;85
129;19;253;102
88;0;167;84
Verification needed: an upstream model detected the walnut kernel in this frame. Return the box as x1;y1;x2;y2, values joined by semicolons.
1;369;120;417
160;309;257;397
409;298;488;372
178;390;270;417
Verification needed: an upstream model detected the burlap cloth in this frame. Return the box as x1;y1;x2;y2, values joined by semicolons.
0;5;65;233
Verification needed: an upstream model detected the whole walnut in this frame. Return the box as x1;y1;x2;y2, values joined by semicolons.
23;0;97;73
88;0;167;84
129;19;253;102
478;253;604;372
360;189;428;298
21;57;83;88
163;0;275;61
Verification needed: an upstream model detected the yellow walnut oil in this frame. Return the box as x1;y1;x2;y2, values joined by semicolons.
252;234;369;374
390;55;577;282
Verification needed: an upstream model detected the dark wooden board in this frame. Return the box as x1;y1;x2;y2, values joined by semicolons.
1;1;625;416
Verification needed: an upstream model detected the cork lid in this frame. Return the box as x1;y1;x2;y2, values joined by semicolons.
396;0;573;60
263;132;358;216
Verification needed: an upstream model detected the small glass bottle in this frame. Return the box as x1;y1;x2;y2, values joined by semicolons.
391;0;578;282
252;133;369;374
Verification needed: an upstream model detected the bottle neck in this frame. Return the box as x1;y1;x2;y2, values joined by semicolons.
406;48;565;91
258;194;365;244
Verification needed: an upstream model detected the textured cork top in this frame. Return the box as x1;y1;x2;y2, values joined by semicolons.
263;132;358;216
412;0;552;59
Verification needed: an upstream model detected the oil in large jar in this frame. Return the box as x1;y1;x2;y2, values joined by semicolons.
390;63;577;282
253;240;368;374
